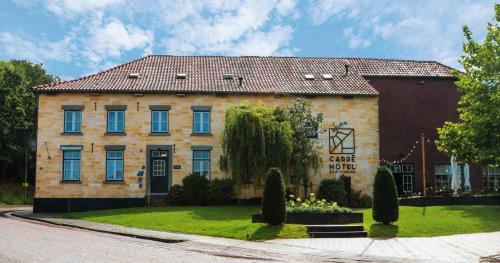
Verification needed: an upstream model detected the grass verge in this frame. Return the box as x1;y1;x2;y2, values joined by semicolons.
359;205;500;238
65;205;500;240
65;206;307;240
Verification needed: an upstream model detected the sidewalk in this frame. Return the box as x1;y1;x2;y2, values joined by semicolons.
10;209;500;263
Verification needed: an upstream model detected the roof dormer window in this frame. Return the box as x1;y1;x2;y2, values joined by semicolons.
223;74;235;80
304;74;315;80
128;73;140;79
322;74;333;80
176;73;187;79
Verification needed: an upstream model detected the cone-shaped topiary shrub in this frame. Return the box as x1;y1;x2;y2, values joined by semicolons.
262;167;286;225
372;166;399;225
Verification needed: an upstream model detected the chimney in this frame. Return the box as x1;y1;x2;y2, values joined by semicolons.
344;64;349;77
238;76;244;87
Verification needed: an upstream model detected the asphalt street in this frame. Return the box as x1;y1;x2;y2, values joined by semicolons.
0;214;277;263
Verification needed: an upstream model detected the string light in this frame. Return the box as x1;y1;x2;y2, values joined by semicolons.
379;134;435;165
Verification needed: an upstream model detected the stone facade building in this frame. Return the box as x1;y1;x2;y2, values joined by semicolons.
32;55;476;212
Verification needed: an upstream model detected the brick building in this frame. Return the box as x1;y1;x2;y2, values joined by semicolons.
32;55;484;212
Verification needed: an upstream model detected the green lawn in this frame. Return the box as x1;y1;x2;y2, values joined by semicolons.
65;206;307;240
358;205;500;238
64;205;500;240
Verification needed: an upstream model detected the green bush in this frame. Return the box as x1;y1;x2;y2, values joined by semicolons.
166;184;184;205
317;178;349;207
351;190;373;208
207;178;234;205
339;175;352;205
182;173;209;205
261;167;286;225
373;166;399;225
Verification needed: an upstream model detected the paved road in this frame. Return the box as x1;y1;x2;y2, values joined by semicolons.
0;215;267;263
1;208;352;263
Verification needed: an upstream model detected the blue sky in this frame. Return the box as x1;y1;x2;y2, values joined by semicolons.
0;0;496;80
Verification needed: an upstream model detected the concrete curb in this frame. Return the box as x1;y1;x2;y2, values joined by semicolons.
9;211;185;244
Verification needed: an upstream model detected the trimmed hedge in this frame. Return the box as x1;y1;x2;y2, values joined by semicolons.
207;178;234;205
339;175;352;206
373;166;399;225
262;167;286;225
317;178;349;207
181;173;209;205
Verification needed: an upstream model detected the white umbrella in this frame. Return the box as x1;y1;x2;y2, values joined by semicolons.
464;163;471;191
451;156;460;193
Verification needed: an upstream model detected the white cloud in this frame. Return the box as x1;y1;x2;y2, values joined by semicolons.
231;25;294;55
0;32;75;63
307;0;496;68
159;0;297;56
343;28;371;48
44;0;124;17
84;16;153;61
308;0;356;25
78;14;153;70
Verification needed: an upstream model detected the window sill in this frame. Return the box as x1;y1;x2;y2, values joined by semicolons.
61;132;83;136
104;132;127;136
191;133;213;137
149;132;171;136
60;180;82;184
103;180;125;184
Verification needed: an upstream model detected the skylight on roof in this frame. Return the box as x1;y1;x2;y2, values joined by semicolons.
304;74;315;80
176;73;187;79
128;73;140;79
223;74;235;80
322;74;333;80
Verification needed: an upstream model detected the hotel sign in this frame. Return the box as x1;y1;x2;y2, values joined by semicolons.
329;127;356;174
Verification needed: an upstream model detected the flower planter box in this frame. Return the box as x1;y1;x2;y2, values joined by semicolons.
252;212;363;225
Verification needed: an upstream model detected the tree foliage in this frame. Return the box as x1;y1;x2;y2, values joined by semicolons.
220;99;322;193
0;60;54;180
437;4;500;167
261;167;286;225
372;166;399;225
220;104;292;186
285;98;323;196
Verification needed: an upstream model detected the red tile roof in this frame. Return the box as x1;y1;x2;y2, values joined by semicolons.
346;58;456;77
33;56;456;95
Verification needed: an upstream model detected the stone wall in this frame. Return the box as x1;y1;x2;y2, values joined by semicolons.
35;92;379;199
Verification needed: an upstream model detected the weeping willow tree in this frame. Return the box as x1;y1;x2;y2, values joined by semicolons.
220;104;293;186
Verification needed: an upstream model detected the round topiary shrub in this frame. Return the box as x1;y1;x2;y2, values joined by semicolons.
261;167;286;225
182;173;209;205
317;178;349;207
372;166;399;225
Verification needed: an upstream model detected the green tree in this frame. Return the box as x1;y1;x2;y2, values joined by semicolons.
285;98;323;196
0;60;54;181
437;4;500;167
220;104;292;186
220;105;267;185
372;166;399;225
261;167;286;225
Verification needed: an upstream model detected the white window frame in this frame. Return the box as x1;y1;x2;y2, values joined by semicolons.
106;150;124;181
64;110;82;133
151;110;169;133
62;150;81;181
193;150;210;178
193;111;211;134
107;110;125;133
